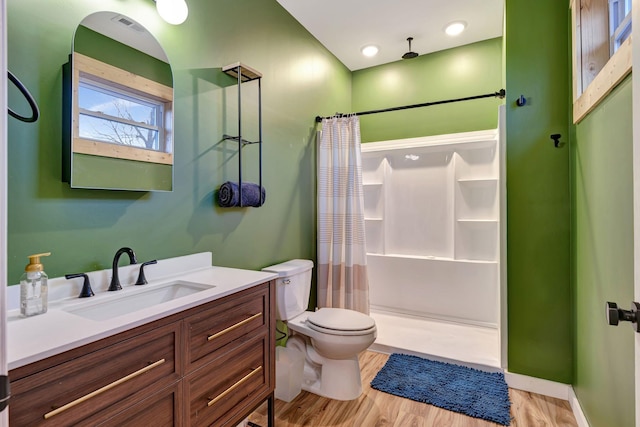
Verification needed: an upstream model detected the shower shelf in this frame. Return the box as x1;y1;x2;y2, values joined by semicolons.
221;62;263;206
363;182;383;186
365;217;383;221
366;253;498;264
457;178;498;183
453;258;498;264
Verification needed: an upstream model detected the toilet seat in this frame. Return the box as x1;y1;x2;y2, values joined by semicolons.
306;308;376;336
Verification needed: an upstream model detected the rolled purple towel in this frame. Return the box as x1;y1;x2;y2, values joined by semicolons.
218;181;266;207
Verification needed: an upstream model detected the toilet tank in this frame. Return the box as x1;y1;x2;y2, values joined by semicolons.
262;259;313;321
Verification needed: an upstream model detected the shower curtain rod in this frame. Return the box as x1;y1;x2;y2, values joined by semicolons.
315;88;505;123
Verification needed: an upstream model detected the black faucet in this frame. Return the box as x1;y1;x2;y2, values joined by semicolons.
108;247;137;291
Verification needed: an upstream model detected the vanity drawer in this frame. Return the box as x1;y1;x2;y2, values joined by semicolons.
186;333;270;426
184;283;269;372
94;382;183;427
9;322;181;426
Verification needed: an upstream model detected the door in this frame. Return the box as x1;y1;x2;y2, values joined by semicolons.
0;0;8;424
633;0;640;424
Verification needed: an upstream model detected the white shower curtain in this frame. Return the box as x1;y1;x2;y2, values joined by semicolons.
317;116;369;314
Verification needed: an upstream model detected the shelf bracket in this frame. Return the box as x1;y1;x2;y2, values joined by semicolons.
222;134;259;146
222;62;262;82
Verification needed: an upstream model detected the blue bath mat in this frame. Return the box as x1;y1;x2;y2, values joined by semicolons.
371;353;511;425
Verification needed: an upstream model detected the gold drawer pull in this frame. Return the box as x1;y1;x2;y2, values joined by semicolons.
207;366;263;407
43;358;166;419
207;312;262;341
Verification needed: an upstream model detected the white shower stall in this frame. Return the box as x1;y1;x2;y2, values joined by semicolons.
362;108;505;369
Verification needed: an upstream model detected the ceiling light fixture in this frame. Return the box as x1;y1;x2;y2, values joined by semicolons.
361;45;379;57
155;0;189;25
445;21;466;36
402;37;418;59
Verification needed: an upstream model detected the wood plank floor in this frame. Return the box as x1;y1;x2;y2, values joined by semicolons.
249;351;578;426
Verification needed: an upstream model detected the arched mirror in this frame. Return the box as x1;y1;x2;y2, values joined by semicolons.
63;11;173;191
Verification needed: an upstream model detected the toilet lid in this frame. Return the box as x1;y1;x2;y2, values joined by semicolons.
306;308;376;335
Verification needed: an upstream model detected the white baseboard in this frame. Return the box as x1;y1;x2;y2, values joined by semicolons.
568;387;590;427
504;371;570;400
504;371;589;426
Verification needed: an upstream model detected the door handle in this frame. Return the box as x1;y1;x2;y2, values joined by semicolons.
606;301;640;332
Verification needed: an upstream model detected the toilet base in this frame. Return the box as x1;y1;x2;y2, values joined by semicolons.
287;336;364;401
302;356;363;401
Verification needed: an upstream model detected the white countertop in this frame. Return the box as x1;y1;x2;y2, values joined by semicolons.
6;252;277;370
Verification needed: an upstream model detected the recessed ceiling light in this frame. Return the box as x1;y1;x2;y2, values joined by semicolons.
361;45;379;57
445;21;466;36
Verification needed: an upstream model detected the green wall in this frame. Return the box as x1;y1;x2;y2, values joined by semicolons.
573;77;634;426
504;0;572;382
352;38;503;143
6;0;350;283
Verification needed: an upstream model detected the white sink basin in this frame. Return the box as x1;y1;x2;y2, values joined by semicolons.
64;280;214;321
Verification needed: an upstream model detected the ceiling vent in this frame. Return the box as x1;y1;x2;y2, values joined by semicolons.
111;15;145;33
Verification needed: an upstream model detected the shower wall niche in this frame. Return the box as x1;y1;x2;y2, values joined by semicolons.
362;123;504;327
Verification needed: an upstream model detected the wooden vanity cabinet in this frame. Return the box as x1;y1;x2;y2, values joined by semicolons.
9;280;275;427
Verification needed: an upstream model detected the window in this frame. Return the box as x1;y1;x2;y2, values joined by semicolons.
71;52;173;165
572;0;632;123
78;80;164;151
610;0;632;54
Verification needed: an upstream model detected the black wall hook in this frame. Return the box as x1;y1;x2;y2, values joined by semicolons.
516;95;527;107
550;134;564;148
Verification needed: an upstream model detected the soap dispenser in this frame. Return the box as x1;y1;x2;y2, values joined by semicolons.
20;252;51;317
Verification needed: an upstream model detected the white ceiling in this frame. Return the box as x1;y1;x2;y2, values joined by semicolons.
276;0;504;71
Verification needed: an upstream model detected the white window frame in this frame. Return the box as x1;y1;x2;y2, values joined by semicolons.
78;78;166;152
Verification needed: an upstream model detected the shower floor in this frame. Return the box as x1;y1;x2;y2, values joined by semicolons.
369;309;501;372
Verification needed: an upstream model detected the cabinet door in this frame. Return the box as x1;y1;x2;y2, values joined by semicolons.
9;322;180;426
185;334;270;427
185;283;269;372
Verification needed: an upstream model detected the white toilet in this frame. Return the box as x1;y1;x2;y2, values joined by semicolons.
262;259;377;401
